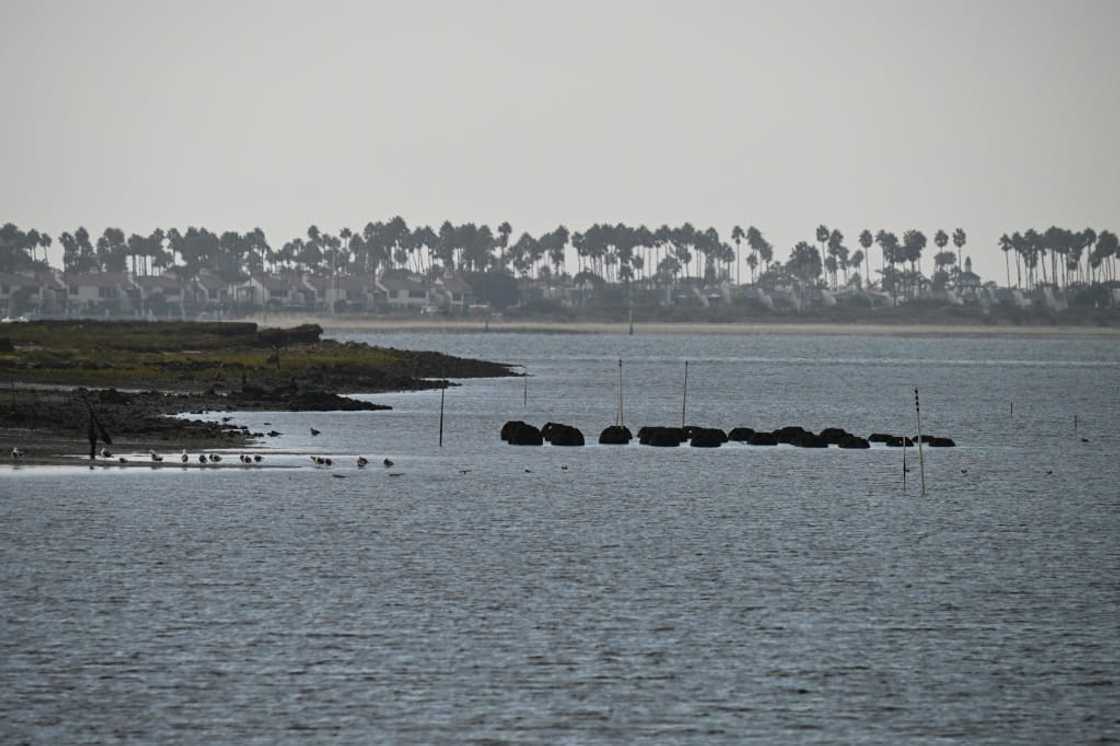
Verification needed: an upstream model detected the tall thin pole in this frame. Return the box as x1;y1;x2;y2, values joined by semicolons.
438;385;445;447
914;387;926;496
902;437;907;493
618;358;624;427
681;360;689;429
523;366;528;408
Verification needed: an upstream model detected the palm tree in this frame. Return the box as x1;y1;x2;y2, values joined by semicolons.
952;228;967;274
998;233;1012;287
858;229;873;290
497;221;512;269
826;229;847;288
815;225;829;275
848;249;864;288
875;230;899;301
731;225;744;286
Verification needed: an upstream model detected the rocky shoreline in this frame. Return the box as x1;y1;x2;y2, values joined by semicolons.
0;320;517;461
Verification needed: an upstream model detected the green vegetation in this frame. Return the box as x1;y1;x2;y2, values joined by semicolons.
0;320;513;392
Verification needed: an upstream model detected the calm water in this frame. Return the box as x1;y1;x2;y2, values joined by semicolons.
3;331;1119;743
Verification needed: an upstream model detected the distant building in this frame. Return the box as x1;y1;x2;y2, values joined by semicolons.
377;270;431;309
432;274;473;311
63;272;139;315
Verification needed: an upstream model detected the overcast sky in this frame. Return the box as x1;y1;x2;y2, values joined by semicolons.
3;0;1117;280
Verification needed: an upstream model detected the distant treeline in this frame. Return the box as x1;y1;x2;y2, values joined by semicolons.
1;219;1117;292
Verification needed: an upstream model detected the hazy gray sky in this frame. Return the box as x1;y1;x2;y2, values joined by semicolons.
3;0;1117;279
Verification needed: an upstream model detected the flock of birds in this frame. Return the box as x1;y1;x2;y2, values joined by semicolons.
7;425;396;472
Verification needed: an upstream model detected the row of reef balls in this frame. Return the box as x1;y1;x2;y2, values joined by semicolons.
501;421;955;449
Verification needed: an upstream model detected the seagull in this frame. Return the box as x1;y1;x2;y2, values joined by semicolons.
561;465;568;471
383;457;394;468
150;451;163;462
198;454;208;464
1080;437;1090;443
267;430;281;437
1046;469;1054;475
239;454;251;464
458;468;471;474
524;468;533;473
11;447;24;459
118;457;129;464
100;447;112;458
310;427;321;437
221;416;233;423
209;454;222;463
324;457;333;466
252;454;263;463
181;450;189;463
960;469;967;474
357;456;369;468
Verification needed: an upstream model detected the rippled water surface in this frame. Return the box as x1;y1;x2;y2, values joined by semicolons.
3;331;1119;743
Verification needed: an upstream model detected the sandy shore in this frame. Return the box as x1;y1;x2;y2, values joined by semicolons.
244;314;1120;337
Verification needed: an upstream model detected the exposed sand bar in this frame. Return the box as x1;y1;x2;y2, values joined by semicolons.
246;314;1120;338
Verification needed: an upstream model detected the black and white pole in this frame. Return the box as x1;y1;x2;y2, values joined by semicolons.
914;387;926;496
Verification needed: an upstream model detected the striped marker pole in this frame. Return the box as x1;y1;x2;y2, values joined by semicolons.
914;388;926;496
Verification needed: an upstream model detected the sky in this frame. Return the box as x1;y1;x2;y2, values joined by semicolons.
2;0;1117;280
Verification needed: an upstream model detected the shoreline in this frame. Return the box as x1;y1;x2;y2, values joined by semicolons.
245;314;1120;338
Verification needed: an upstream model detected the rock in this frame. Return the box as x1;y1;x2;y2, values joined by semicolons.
926;436;956;447
818;427;852;445
501;420;530;442
727;427;756;442
639;426;683;447
774;425;811;444
747;432;778;446
838;435;871;449
868;433;895;443
883;436;914;447
506;421;544;446
689;428;725;448
793;432;829;448
546;423;585;447
598;425;632;445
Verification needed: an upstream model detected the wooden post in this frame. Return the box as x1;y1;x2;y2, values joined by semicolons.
914;388;926;496
681;360;689;430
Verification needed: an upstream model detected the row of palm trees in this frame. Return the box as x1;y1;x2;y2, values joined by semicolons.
997;227;1119;291
4;218;1118;296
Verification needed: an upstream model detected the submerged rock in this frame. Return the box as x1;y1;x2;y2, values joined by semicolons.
818;427;852;445
504;421;544;446
598;425;633;445
638;426;683;447
747;432;779;446
838;435;871;449
727;427;756;442
689;428;725;448
545;423;585;446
